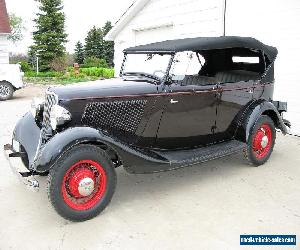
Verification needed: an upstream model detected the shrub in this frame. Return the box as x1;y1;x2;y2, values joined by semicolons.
50;56;68;72
24;71;64;77
103;68;114;78
80;67;114;78
82;57;108;68
19;61;32;72
66;66;75;73
80;67;102;77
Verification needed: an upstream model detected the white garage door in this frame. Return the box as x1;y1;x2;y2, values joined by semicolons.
226;0;300;135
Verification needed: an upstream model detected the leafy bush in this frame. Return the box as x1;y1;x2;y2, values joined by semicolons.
24;65;114;85
66;66;74;73
80;67;114;78
80;67;103;77
103;68;114;78
50;56;68;72
25;71;64;77
82;57;108;68
25;68;114;79
24;71;36;77
19;61;32;72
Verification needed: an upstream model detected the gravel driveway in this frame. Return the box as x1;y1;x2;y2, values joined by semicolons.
0;84;299;250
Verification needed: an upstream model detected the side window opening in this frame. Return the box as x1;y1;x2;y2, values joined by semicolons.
169;49;265;86
212;49;264;84
170;51;202;81
170;51;215;86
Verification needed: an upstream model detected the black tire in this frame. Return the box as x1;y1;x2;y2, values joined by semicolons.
246;115;276;166
47;144;117;222
0;81;14;101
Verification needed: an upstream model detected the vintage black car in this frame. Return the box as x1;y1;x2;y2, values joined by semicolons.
4;36;290;221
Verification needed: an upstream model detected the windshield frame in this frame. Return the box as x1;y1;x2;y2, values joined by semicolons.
120;52;175;85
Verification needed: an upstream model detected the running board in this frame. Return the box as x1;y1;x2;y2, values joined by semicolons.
156;140;246;168
123;140;246;174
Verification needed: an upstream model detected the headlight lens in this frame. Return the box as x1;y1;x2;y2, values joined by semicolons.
50;105;72;130
30;98;44;118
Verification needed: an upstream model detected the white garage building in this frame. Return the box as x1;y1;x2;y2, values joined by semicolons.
105;0;300;134
0;0;11;64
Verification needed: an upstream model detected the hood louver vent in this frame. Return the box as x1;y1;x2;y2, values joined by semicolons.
81;99;147;133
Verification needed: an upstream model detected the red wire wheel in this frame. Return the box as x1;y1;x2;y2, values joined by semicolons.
252;124;272;159
61;160;107;211
48;145;117;221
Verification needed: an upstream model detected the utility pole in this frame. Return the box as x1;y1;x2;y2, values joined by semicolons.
36;52;40;75
223;0;227;36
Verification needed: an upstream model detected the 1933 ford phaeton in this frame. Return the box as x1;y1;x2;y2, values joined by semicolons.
4;37;290;221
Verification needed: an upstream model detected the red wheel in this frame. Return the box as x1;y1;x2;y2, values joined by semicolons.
48;145;116;221
62;160;107;211
252;124;272;159
246;115;276;166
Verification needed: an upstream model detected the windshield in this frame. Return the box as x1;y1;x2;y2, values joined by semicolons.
122;53;172;80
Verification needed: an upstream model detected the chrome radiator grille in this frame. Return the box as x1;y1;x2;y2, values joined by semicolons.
43;91;58;129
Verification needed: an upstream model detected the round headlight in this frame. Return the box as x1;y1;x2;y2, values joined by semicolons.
49;105;72;130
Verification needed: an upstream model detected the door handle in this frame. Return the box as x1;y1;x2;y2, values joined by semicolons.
170;99;178;104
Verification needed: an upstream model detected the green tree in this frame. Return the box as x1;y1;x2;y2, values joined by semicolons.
74;41;84;64
84;26;104;59
102;21;114;67
29;0;68;71
8;13;25;44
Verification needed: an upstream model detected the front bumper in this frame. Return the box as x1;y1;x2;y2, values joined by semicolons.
3;144;39;191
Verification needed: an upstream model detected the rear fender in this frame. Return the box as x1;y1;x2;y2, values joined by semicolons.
235;100;288;142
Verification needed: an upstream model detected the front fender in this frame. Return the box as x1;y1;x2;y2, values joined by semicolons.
34;126;167;172
34;127;118;172
235;100;288;142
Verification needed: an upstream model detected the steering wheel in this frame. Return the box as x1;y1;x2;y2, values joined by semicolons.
153;70;166;77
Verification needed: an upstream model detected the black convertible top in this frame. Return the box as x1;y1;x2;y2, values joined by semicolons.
124;36;278;62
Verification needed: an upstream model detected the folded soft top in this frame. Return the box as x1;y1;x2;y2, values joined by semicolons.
124;36;277;62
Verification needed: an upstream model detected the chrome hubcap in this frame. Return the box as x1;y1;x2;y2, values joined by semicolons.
78;177;95;196
261;135;269;148
0;84;10;98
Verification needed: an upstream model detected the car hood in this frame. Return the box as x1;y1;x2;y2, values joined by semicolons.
49;78;159;100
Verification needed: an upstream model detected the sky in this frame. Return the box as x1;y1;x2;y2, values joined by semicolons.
5;0;134;54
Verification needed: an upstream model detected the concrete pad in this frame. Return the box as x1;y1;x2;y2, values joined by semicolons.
0;85;299;250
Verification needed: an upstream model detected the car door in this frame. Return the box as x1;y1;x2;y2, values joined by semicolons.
215;79;254;141
213;53;264;141
155;82;218;149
